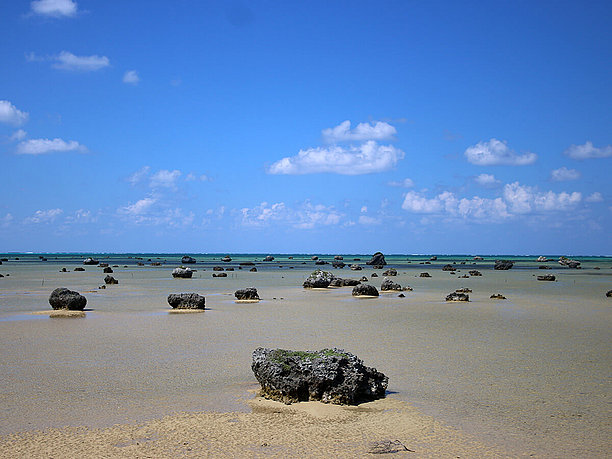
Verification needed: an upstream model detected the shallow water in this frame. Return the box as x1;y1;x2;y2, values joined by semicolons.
0;254;610;457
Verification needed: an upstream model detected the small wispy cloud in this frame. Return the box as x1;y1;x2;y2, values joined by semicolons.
150;169;181;189
123;70;140;84
0;100;29;126
10;129;28;141
474;173;501;186
585;192;603;203
388;178;414;188
550;166;580;182
322;120;397;143
28;51;110;72
464;138;537;166
24;208;63;224
16;137;87;155
30;0;78;18
563;141;612;160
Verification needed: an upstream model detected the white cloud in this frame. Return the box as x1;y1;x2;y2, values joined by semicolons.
123;70;140;84
388;178;415;188
239;201;342;229
550;166;580;181
30;0;77;17
24;208;63;224
1;213;13;228
563;141;612;160
358;215;381;225
322;120;397;143
150;169;181;189
0;100;29;126
186;173;210;182
474;173;500;186
10;129;27;141
128;166;150;185
401;191;444;213
585;192;603;203
16;137;86;155
268;140;404;175
240;202;287;227
360;206;368;213
118;197;157;216
464;138;537;166
402;190;510;220
503;182;581;213
65;209;96;224
33;51;110;71
294;203;342;229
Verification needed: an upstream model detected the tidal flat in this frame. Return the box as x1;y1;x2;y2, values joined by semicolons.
0;254;610;457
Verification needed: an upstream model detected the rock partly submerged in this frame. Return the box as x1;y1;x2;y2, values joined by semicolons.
366;252;386;266
181;255;197;264
167;293;206;309
352;284;379;297
537;274;556;281
494;260;514;270
303;270;335;288
446;292;469;302
251;347;388;405
235;287;260;301
172;267;193;278
49;288;87;310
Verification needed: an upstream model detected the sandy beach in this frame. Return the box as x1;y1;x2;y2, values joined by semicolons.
0;254;610;457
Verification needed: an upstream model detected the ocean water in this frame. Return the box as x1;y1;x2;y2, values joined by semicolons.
0;253;610;457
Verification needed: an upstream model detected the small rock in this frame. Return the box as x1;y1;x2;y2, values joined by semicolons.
221;255;232;262
398;293;405;298
419;272;431;278
537;274;556;281
103;267;113;273
213;272;228;278
381;278;402;291
350;264;362;271
352;284;379;297
342;278;361;286
83;257;99;265
442;264;456;272
332;261;346;269
172;267;193;278
494;260;514;270
606;290;612;297
371;273;378;278
311;256;319;260
99;263;109;268
360;276;368;282
74;267;85;271
446;292;469;302
303;270;335;288
455;287;472;293
226;267;235;271
104;275;118;285
469;270;482;276
490;293;506;299
235;288;260;300
213;266;224;271
263;255;275;262
250;267;257;272
382;268;397;276
181;256;197;264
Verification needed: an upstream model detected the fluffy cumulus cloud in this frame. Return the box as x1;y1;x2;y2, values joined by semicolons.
322;120;396;143
24;208;63;224
503;182;581;213
123;70;140;84
119;197;157;216
16;137;86;155
240;202;342;229
10;129;27;141
563;141;612;160
268;140;404;175
0;100;29;126
150;169;181;189
30;0;77;17
464;138;537;166
585;192;603;203
358;215;381;225
474;173;500;186
550;166;581;181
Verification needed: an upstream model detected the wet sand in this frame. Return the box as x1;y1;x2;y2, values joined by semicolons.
0;255;610;457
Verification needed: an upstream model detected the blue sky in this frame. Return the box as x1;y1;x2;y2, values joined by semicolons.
1;0;611;254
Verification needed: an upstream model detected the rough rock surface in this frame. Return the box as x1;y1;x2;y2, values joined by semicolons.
469;270;482;276
49;288;87;310
558;256;580;268
167;293;205;309
366;252;387;266
442;264;456;272
446;292;469;301
350;264;362;270
83;257;99;265
352;284;379;297
221;255;232;262
263;255;275;262
213;272;227;277
235;288;260;300
380;278;402;291
103;267;113;273
251;347;388;405
382;268;397;276
455;287;472;293
371;273;378;278
419;272;431;278
303;270;335;288
606;290;612;298
537;274;556;281
213;266;224;271
250;267;257;272
536;256;549;262
494;260;514;270
490;293;506;299
104;275;118;285
74;267;85;271
181;256;197;264
172;267;193;278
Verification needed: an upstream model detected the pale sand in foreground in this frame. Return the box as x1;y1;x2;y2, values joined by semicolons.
0;396;510;458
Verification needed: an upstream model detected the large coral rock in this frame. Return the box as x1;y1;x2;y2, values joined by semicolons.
380;278;402;291
494;260;514;270
172;267;193;278
235;287;260;300
366;252;387;266
49;288;87;310
251;347;388;405
181;255;197;264
303;270;335;288
352;284;379;297
167;293;206;309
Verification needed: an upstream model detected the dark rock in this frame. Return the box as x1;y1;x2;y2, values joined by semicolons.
539;265;552;269
60;267;67;272
442;264;456;272
446;292;469;301
311;256;319;260
329;278;344;287
251;347;388;405
430;256;437;261
334;255;344;260
558;256;580;269
167;293;205;309
221;255;232;262
398;293;405;298
315;260;328;265
332;261;345;268
103;267;113;273
459;275;469;278
263;255;275;262
537;274;556;281
490;293;506;299
373;265;384;269
371;273;378;278
240;262;255;266
382;268;397;276
360;276;368;282
606;290;612;297
74;267;85;271
172;267;193;278
213;266;224;271
381;278;402;291
342;278;361;286
0;258;7;262
150;262;162;266
469;270;482;276
352;284;379;297
303;270;334;288
366;252;387;266
213;272;227;277
536;256;549;262
49;288;87;310
98;285;105;289
419;272;431;278
494;260;514;270
99;263;109;268
104;275;118;285
250;267;257;272
83;257;99;265
350;264;362;271
235;288;260;300
455;287;472;293
181;256;197;264
137;262;144;266
226;267;234;271
473;256;484;260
